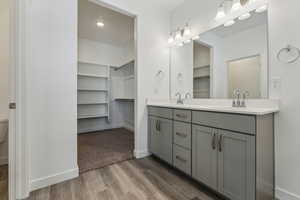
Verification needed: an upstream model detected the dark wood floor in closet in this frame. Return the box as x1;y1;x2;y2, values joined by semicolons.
78;128;134;173
0;165;8;200
28;157;220;200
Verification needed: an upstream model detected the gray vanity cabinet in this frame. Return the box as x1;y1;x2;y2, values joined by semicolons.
217;130;255;200
149;116;173;165
192;125;218;190
148;106;274;200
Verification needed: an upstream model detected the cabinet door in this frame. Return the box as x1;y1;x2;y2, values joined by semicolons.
149;116;173;164
218;130;255;200
149;117;160;156
192;125;218;190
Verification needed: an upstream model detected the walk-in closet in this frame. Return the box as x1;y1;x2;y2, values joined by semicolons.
77;0;135;173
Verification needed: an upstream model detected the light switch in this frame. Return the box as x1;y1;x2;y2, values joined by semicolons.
270;77;281;99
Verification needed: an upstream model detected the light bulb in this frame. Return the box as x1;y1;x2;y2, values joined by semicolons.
184;39;192;44
215;5;226;20
255;4;267;13
231;0;242;12
168;34;174;44
224;20;235;27
192;35;200;40
238;12;251;20
184;26;191;36
175;29;182;40
96;21;104;27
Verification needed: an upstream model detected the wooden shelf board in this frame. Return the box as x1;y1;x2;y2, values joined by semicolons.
77;114;108;120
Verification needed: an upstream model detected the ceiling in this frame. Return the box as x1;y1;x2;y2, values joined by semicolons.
78;0;135;47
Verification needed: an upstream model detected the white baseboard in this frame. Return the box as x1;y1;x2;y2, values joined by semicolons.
276;187;300;200
134;149;150;159
30;167;79;192
0;157;8;166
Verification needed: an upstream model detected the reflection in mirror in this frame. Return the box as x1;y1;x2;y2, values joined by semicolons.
170;11;268;99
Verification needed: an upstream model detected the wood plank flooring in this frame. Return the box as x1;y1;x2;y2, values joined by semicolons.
28;157;221;200
0;165;8;200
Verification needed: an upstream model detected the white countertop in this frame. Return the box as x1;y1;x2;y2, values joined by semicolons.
147;100;279;115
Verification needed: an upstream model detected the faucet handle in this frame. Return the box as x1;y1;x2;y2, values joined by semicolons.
184;92;192;100
242;91;249;99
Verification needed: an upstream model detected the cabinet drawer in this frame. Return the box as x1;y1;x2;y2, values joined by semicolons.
173;144;191;175
173;121;191;149
149;106;173;119
192;111;256;135
174;109;191;122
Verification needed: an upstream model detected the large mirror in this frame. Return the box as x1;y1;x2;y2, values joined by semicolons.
170;11;268;99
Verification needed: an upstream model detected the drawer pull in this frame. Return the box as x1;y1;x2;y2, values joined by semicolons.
176;132;187;138
218;135;223;152
155;120;161;132
212;133;216;150
175;155;187;163
176;114;187;119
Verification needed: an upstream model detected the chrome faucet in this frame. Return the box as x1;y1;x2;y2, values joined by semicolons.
241;91;249;107
233;89;249;107
175;92;184;104
184;92;192;100
232;89;241;107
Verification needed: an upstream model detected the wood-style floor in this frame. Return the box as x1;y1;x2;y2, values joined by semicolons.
28;157;221;200
0;165;8;200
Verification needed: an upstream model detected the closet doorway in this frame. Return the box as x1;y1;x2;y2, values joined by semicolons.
77;0;136;173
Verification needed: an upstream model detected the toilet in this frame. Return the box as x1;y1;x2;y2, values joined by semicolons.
0;117;8;144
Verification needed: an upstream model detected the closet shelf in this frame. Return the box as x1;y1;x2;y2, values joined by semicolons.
77;114;108;120
194;75;210;79
78;73;108;78
194;65;210;69
115;98;135;101
78;102;108;105
78;89;108;92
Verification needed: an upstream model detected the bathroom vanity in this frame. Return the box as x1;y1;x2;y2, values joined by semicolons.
148;104;278;200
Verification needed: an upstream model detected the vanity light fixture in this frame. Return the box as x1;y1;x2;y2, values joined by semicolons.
168;33;174;44
192;35;200;40
215;3;226;20
231;0;242;12
224;19;235;27
183;23;191;36
175;28;182;40
184;39;192;44
238;12;251;20
255;4;268;13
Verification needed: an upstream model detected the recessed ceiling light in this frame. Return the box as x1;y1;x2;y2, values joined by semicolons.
224;20;235;27
96;20;104;27
238;12;251;20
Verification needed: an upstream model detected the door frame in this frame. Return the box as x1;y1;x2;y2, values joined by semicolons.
9;0;30;199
